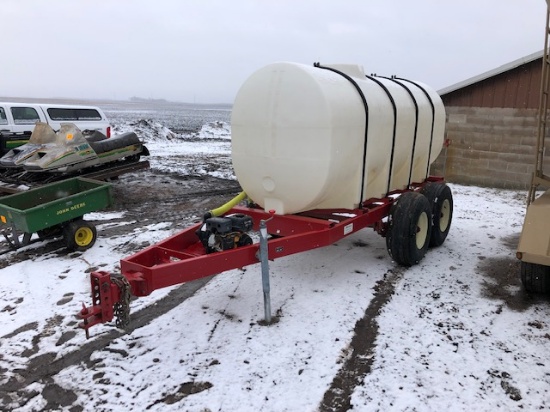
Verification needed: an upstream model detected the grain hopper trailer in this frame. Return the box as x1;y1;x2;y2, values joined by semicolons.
517;0;550;293
78;62;454;336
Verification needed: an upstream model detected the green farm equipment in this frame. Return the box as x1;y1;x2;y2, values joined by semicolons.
0;177;112;252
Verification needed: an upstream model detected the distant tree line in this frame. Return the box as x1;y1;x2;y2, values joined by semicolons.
129;97;168;103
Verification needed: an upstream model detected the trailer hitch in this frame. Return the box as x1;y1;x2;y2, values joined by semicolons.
78;271;129;338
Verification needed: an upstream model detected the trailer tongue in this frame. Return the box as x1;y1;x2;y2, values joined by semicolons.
78;178;452;337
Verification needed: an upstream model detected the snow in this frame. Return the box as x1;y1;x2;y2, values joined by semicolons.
0;113;549;411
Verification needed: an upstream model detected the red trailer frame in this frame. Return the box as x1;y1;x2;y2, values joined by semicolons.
79;177;447;337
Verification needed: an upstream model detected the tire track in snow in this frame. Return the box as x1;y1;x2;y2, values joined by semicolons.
319;266;405;412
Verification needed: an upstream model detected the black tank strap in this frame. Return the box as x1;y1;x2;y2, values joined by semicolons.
313;63;370;207
380;76;419;188
364;75;397;195
395;78;436;179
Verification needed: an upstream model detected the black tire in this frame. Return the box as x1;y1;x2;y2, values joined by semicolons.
386;192;432;266
421;182;453;247
63;220;97;251
520;261;550;293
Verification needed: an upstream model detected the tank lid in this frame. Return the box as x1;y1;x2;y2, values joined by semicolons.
319;64;366;79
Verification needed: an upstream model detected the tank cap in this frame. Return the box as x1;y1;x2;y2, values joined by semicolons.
320;64;365;79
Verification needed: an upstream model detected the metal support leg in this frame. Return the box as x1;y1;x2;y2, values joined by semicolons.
259;219;272;323
8;223;20;249
22;232;32;246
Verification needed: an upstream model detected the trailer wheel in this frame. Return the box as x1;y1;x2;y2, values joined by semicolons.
386;192;432;266
64;220;97;251
421;182;453;247
521;261;550;293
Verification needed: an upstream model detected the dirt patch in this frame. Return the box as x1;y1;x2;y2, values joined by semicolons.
108;170;241;220
148;381;214;409
478;256;529;311
477;232;550;311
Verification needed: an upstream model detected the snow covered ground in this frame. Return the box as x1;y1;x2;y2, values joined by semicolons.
0;107;549;411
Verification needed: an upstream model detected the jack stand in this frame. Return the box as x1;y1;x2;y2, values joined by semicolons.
258;210;275;324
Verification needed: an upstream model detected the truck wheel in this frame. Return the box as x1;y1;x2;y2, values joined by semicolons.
386;192;432;266
520;261;550;293
64;220;97;251
421;182;453;247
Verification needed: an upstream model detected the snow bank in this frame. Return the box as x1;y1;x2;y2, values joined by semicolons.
111;119;231;143
190;121;231;139
111;119;179;141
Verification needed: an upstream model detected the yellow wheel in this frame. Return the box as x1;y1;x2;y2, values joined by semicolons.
75;226;95;247
420;183;454;247
64;220;97;251
415;211;430;250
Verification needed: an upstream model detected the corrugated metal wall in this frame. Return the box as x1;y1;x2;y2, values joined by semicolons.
441;59;541;109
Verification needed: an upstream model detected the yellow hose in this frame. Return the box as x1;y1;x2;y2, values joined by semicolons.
209;191;247;217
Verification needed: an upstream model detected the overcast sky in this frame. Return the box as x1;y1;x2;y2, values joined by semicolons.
2;0;546;103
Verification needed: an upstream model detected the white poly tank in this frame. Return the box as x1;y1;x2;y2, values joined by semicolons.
231;62;446;215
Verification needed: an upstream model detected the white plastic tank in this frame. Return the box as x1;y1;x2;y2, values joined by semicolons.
231;62;446;215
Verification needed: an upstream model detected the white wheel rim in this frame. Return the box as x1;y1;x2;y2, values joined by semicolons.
439;199;451;232
416;212;429;249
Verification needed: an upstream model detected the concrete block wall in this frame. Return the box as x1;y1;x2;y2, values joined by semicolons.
430;106;541;189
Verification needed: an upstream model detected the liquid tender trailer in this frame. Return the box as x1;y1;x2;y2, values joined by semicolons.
78;62;454;336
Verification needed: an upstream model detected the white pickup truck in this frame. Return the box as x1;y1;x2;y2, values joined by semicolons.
0;102;111;137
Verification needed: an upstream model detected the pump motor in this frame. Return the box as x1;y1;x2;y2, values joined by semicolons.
196;213;253;253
